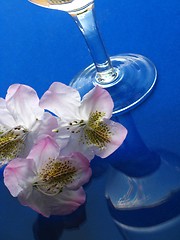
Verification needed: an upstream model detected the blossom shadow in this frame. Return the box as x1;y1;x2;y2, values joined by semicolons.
33;204;86;240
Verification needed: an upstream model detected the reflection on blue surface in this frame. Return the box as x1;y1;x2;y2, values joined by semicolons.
106;113;180;226
0;0;180;239
108;114;161;177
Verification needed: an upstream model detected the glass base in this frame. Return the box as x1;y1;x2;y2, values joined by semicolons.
70;54;157;114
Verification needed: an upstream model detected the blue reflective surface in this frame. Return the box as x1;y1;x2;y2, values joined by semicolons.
0;0;180;239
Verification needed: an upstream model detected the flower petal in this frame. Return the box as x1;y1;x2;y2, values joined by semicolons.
93;119;128;158
18;186;86;217
5;84;44;129
28;136;60;171
4;137;89;218
4;157;36;197
0;98;17;129
21;112;60;158
50;187;86;216
80;86;114;120
40;82;81;120
35;112;59;141
60;135;95;161
60;152;92;190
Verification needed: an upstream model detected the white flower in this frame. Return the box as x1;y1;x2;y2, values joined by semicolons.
4;137;92;217
40;82;127;160
0;84;58;167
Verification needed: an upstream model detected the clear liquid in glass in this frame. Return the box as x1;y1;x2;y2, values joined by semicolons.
30;0;94;14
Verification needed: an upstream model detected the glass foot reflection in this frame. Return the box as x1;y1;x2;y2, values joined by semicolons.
105;151;180;239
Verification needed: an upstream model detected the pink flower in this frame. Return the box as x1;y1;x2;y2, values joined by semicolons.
4;137;92;217
40;82;127;160
0;84;58;167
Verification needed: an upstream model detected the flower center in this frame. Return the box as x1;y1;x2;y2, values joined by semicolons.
34;158;77;196
53;111;112;149
83;111;112;149
0;126;28;167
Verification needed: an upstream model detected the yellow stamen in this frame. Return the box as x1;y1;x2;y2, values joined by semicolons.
34;158;77;196
53;111;112;150
83;111;111;148
0;126;28;166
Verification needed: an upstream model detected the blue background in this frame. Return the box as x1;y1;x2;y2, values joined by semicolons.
0;0;180;239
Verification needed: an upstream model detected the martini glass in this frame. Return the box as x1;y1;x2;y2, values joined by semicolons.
28;0;157;114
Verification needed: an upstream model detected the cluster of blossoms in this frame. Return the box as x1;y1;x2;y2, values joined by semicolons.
1;82;127;217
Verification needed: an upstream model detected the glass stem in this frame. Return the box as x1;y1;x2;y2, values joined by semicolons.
70;7;118;83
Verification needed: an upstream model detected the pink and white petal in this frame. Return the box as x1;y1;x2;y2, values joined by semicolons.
5;84;44;129
22;112;58;156
28;137;60;170
35;112;59;141
4;158;36;197
53;120;82;151
94;119;128;158
60;135;95;161
50;187;86;216
40;82;81;120
0;110;16;130
18;186;86;217
0;98;17;128
18;186;47;215
0;98;6;108
80;86;114;120
60;152;92;190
